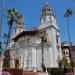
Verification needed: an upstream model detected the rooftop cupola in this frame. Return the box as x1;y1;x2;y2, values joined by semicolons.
14;15;24;35
16;15;24;25
40;0;55;24
41;3;54;16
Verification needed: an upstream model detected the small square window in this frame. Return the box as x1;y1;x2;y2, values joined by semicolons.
43;39;47;42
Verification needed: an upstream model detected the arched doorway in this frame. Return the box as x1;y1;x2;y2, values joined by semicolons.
15;59;19;68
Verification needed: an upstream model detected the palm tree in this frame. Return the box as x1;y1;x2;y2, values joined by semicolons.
64;8;73;70
0;0;5;57
3;8;19;68
6;8;19;49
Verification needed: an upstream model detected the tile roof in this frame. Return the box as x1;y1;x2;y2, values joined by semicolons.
12;30;38;42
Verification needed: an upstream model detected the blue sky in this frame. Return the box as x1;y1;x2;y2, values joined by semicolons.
0;0;75;44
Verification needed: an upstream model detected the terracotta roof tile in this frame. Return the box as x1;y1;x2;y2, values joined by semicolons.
12;30;38;42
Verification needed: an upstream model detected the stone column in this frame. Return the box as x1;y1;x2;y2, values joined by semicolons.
0;56;3;75
19;58;22;69
10;57;15;68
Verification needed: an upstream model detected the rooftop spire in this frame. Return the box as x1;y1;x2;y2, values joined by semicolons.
45;0;48;4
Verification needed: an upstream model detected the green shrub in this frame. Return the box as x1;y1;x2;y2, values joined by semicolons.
47;68;64;75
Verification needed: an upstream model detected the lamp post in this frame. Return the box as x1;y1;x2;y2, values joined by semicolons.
64;8;73;71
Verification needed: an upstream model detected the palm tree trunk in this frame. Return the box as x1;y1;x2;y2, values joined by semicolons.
6;25;12;50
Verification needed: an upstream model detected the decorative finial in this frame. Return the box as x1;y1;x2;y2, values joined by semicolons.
46;0;48;4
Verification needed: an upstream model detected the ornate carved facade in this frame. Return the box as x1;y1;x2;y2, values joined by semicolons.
10;2;62;72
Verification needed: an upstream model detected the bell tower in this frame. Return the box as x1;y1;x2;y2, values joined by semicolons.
38;0;62;68
40;0;55;25
14;15;24;35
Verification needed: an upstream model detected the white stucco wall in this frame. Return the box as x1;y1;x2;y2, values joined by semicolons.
11;18;62;71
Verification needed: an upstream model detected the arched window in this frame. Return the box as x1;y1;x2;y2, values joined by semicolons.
47;8;50;11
